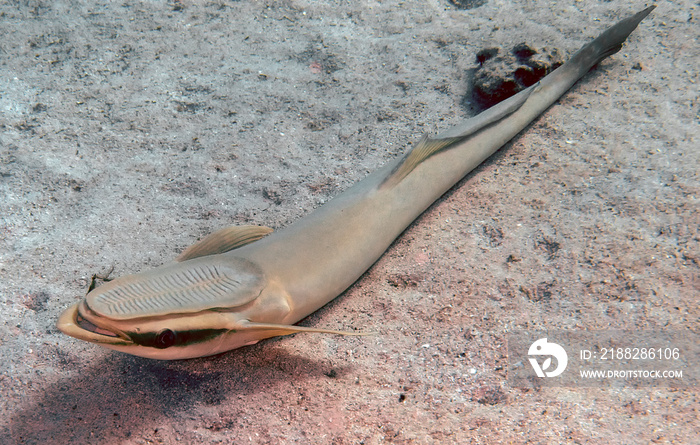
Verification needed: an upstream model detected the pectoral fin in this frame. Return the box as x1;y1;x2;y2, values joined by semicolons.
240;320;371;337
177;225;273;262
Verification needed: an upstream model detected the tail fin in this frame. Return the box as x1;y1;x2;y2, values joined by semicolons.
567;6;655;76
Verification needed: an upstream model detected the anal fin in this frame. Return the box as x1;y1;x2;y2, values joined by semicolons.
176;225;273;262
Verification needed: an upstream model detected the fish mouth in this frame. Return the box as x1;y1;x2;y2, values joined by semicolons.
57;300;133;346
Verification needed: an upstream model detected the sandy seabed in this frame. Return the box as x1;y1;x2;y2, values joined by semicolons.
1;1;698;443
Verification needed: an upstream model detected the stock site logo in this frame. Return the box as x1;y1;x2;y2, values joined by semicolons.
528;338;568;378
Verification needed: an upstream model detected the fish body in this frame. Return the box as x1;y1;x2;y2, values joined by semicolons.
57;7;655;359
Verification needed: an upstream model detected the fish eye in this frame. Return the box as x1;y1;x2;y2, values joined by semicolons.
154;329;176;349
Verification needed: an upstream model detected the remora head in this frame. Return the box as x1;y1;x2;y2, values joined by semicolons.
57;256;270;360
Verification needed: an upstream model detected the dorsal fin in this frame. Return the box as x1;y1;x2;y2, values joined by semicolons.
176;225;273;262
381;83;536;189
381;134;461;188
